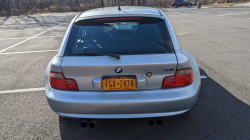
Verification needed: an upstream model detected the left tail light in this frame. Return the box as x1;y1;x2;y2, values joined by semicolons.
162;68;193;89
49;72;79;91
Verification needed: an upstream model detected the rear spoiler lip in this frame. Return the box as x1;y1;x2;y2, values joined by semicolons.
75;14;163;22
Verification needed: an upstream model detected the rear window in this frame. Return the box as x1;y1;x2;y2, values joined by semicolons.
64;17;174;56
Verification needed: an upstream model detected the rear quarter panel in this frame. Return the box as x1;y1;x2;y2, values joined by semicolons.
181;48;200;75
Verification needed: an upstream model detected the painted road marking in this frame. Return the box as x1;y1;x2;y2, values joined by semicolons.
0;50;58;55
215;13;241;17
177;32;187;36
0;21;69;53
0;28;67;32
0;87;45;94
200;75;207;79
0;36;64;40
246;18;250;19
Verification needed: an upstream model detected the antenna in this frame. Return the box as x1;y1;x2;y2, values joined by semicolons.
118;0;121;11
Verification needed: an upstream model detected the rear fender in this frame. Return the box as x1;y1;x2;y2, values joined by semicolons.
176;49;200;74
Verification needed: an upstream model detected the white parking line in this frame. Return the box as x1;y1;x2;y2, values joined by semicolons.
0;36;64;40
246;18;250;19
0;28;67;32
0;29;45;31
0;21;69;53
215;13;241;17
0;87;45;94
0;50;58;54
200;75;207;79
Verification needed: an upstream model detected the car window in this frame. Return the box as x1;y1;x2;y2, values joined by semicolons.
64;17;174;56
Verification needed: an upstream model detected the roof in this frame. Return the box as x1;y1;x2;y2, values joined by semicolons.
76;6;163;21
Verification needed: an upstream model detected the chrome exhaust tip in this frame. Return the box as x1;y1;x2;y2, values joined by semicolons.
80;120;88;128
156;118;163;125
89;119;97;128
147;119;155;126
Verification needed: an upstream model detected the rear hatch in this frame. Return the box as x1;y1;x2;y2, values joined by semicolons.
61;17;177;90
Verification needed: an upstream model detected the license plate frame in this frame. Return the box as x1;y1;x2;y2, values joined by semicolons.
101;75;137;91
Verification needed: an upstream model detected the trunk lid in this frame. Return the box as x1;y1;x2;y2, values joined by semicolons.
61;54;177;90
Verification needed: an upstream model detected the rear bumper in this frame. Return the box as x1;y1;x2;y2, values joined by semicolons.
57;109;191;119
45;72;201;119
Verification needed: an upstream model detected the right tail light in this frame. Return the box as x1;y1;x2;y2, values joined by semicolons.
162;68;193;89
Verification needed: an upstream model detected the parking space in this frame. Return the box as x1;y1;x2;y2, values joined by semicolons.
0;8;250;139
0;30;47;38
38;28;68;37
0;39;25;50
0;91;59;139
0;52;56;91
0;13;77;93
3;37;64;53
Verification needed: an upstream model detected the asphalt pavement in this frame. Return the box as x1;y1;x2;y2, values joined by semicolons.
234;3;250;7
0;7;250;139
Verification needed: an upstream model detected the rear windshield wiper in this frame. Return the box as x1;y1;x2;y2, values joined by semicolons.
74;52;120;59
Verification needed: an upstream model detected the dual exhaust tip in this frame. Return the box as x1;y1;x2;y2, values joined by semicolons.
81;118;163;128
81;119;96;128
148;118;163;126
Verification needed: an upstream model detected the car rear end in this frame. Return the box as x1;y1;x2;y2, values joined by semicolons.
171;1;177;6
45;10;200;119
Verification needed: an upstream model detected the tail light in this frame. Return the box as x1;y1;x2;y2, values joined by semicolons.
162;68;193;89
96;17;141;21
49;72;79;91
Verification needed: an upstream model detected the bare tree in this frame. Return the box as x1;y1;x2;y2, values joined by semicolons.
0;0;248;17
101;0;104;7
131;0;134;5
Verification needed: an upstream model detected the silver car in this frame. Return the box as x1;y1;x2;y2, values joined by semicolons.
45;6;201;127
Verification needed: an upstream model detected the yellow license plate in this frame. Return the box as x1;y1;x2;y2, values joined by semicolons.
102;75;137;91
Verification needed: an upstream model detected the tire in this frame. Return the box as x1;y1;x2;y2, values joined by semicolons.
174;5;178;8
188;4;191;8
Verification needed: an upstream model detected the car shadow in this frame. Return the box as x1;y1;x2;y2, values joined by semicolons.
59;68;250;140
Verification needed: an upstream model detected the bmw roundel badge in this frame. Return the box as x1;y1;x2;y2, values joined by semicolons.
115;67;123;73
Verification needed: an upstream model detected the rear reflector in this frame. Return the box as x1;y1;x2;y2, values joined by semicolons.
49;72;79;91
96;17;141;21
162;68;193;89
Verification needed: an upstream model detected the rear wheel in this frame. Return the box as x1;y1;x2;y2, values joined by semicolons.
188;4;191;8
174;5;178;8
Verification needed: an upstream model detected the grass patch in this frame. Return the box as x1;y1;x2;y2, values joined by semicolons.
201;2;246;7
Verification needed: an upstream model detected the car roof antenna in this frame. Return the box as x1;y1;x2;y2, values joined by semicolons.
118;0;121;11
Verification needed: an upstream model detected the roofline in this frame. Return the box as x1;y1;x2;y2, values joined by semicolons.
75;14;163;22
75;6;164;22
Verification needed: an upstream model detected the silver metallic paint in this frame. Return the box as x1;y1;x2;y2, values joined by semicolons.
57;109;191;119
76;6;163;21
45;72;200;118
45;7;201;119
50;55;63;72
60;54;177;90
